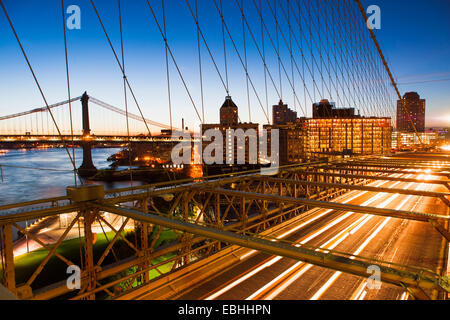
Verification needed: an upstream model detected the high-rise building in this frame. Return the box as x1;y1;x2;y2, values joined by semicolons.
303;117;392;159
202;96;259;166
265;100;392;164
219;95;238;126
273;100;297;125
397;92;425;132
312;99;357;118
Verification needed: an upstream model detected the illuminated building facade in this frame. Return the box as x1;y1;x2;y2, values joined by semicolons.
202;96;259;165
265;101;392;164
313;99;357;118
392;131;439;149
304;117;392;159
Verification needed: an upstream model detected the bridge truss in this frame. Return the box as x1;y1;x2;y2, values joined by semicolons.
0;155;449;300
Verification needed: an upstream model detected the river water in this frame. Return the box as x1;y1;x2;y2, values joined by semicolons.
0;147;142;205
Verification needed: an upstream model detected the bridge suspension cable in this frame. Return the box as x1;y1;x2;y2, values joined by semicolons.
354;0;423;145
61;0;78;186
118;0;134;186
0;97;81;121
88;96;174;130
0;0;78;175
90;0;153;136
0;1;402;142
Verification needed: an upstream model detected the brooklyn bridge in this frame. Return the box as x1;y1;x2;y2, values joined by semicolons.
0;0;448;301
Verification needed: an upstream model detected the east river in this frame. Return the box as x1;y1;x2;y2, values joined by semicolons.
0;147;142;205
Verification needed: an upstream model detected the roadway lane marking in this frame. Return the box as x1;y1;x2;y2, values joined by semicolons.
245;181;410;300
246;262;313;300
204;174;409;300
239;177;403;260
309;181;422;300
310;271;342;300
204;256;282;300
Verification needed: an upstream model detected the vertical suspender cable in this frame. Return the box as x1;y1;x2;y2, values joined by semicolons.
274;0;282;101
260;0;269;122
61;0;78;186
241;0;251;122
353;0;424;145
91;0;154;136
162;0;174;129
307;0;315;103
118;0;134;187
195;0;205;124
220;0;229;95
287;0;295;111
0;0;78;173
144;0;202;122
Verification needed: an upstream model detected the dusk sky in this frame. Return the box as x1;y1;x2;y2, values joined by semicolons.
0;0;449;135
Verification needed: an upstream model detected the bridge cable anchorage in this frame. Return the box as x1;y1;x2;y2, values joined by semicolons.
61;0;78;186
354;0;424;145
90;0;153;137
0;0;78;173
118;0;134;187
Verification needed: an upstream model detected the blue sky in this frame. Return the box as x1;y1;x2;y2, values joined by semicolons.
364;0;450;128
0;0;449;134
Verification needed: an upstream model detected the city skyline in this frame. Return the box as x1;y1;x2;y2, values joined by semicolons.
0;0;449;134
1;0;450;303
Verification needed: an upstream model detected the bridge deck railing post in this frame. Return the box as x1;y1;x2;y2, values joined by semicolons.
0;224;16;295
82;208;97;300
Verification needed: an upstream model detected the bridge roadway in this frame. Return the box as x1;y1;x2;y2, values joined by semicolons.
1;152;449;300
0;135;172;143
163;171;449;300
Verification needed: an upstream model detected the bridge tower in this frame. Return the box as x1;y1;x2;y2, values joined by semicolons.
78;92;98;177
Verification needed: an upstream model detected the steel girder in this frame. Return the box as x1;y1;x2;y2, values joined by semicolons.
248;176;450;208
97;203;450;299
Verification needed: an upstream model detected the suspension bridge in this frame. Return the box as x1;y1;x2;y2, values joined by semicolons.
0;0;448;301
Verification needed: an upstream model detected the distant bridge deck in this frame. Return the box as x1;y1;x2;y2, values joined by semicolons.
0;134;185;145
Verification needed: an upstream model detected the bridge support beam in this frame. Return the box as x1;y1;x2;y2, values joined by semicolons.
82;208;97;300
0;224;16;294
98;203;450;298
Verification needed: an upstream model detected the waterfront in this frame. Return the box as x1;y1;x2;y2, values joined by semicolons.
0;147;143;205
